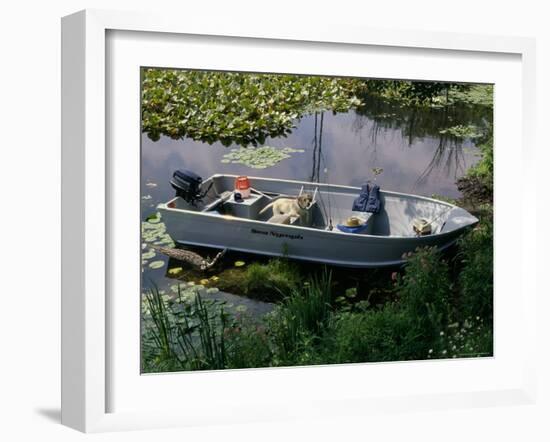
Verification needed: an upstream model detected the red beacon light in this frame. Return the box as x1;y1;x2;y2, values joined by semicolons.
234;176;251;199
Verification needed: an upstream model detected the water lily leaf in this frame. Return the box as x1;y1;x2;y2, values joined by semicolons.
236;305;248;313
200;279;210;285
206;287;219;294
142;250;156;260
148;260;165;269
234;261;246;267
220;146;304;169
168;267;183;275
142;69;362;146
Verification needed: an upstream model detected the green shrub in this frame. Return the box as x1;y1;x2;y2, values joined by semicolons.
325;305;408;363
224;319;272;369
397;247;451;330
456;219;493;321
459;126;493;203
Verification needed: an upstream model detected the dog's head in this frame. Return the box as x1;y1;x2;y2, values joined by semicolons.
297;193;313;210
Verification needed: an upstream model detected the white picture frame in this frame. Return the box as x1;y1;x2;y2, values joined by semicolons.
61;9;537;433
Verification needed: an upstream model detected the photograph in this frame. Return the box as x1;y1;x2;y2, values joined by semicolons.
139;68;494;373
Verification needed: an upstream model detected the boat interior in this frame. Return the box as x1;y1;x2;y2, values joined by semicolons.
165;175;461;237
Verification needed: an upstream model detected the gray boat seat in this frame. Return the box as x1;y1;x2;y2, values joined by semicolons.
335;211;372;225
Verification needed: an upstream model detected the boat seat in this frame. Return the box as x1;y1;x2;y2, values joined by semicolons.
332;211;373;234
336;211;372;225
201;191;233;212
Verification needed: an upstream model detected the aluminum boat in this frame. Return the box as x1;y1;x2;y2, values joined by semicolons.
157;174;478;268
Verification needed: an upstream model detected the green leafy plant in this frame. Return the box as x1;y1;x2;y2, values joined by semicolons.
456;219;493;321
439;124;482;139
396;247;451;340
224;318;272;369
221;146;305;169
142;69;362;146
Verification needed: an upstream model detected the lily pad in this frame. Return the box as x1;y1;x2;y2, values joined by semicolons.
142;250;156;260
168;267;183;276
234;261;246;267
148;260;165;270
220;146;305;169
439;124;482;139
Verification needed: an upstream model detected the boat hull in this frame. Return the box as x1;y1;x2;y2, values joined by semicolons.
160;210;467;268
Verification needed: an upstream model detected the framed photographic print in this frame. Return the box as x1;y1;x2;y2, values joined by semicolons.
61;9;537;432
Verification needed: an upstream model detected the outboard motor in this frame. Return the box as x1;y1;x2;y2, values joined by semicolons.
170;169;212;205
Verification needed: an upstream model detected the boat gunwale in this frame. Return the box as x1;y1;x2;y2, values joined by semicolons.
208;173;458;209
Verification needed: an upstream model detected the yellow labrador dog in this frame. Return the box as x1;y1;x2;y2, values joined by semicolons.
259;193;313;223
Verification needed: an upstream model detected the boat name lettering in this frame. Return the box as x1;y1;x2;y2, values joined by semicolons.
251;228;303;240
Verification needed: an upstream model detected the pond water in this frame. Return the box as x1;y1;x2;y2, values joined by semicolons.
140;94;488;312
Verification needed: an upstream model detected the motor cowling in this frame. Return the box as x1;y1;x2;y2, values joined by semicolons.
170;169;204;204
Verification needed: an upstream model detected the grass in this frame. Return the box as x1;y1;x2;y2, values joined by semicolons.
198;257;303;301
142;285;231;372
267;271;333;364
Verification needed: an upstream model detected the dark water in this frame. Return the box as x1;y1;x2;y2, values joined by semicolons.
140;96;487;310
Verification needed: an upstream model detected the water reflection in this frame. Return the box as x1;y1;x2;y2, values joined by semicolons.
142;94;489;212
310;112;324;183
